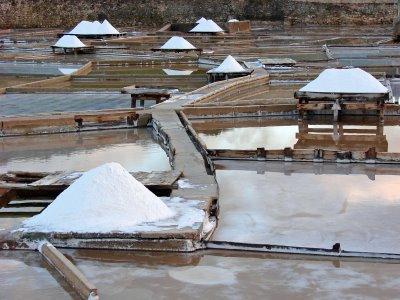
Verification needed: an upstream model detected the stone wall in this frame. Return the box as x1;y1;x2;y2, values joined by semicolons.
284;0;397;25
0;0;283;29
0;0;397;29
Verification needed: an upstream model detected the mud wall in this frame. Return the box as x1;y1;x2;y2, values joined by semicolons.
0;0;397;29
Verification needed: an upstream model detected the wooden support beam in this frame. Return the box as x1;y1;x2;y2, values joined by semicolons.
39;242;99;300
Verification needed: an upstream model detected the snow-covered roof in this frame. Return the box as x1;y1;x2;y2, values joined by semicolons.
53;35;86;48
190;19;224;33
160;36;196;50
69;19;120;36
207;55;247;73
299;68;389;94
196;17;207;24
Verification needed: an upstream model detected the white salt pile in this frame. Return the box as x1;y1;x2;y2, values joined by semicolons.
207;55;247;74
160;36;196;50
53;35;86;48
190;19;224;33
69;19;120;36
21;163;175;233
299;68;389;94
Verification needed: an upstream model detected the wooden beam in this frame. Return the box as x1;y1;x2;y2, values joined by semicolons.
39;242;98;300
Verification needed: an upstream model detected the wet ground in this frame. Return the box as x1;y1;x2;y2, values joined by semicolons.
212;161;400;254
2;249;400;300
0;128;171;173
193;116;400;152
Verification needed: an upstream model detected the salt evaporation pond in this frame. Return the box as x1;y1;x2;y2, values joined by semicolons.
3;249;400;299
192;117;400;152
0;128;171;173
212;161;400;254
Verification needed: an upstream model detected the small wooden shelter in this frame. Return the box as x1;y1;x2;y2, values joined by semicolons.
51;35;94;54
189;19;224;34
207;55;253;82
121;86;171;108
152;36;202;53
295;68;389;121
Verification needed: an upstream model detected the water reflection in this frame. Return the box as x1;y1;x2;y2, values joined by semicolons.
0;128;170;172
193;116;400;152
212;161;400;254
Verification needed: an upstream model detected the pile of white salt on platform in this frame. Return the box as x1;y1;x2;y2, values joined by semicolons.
21;163;175;233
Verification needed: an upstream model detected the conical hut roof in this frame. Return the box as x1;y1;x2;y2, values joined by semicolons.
207;55;246;74
190;19;224;33
160;36;196;50
54;35;86;48
299;68;388;94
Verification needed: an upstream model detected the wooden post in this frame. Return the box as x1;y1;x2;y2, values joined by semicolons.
131;95;138;108
39;242;99;300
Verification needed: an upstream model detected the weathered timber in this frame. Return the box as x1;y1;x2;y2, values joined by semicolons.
39;242;99;300
0;170;182;192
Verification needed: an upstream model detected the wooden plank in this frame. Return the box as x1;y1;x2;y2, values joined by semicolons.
0;170;182;191
39;243;99;300
0;189;17;208
0;206;44;215
7;199;53;207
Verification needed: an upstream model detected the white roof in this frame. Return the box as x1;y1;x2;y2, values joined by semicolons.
299;68;389;94
207;55;247;73
228;19;239;23
190;19;224;33
196;17;207;24
54;35;86;48
160;36;196;50
69;19;120;35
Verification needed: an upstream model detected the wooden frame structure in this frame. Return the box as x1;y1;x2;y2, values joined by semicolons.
121;86;171;108
51;45;95;54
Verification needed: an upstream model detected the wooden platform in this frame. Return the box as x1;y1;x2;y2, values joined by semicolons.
0;170;182;217
121;86;172;108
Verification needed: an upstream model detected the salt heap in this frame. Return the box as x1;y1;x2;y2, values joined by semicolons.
21;163;175;233
53;35;86;48
299;68;389;94
190;19;224;33
207;55;246;73
69;19;120;36
160;36;196;50
196;17;207;24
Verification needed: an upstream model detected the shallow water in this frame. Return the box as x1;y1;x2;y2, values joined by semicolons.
193;117;400;152
212;161;400;254
0;128;170;172
0;92;134;116
0;61;83;76
3;249;400;300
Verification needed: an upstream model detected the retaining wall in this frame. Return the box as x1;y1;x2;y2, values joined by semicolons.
0;0;397;28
